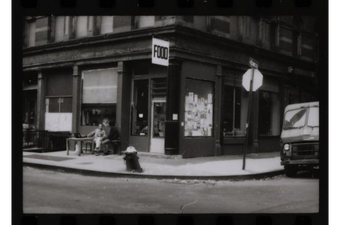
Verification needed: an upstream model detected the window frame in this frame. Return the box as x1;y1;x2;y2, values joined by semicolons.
80;68;118;127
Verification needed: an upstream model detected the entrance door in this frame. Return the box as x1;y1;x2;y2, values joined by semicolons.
150;99;166;153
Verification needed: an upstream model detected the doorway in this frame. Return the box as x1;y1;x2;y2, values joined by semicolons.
150;99;166;153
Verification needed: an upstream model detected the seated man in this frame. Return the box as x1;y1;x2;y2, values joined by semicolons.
102;122;120;155
87;124;106;156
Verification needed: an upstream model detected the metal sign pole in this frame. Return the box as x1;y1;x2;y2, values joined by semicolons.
242;67;255;170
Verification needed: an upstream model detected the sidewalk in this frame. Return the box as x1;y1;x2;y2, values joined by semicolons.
23;150;284;179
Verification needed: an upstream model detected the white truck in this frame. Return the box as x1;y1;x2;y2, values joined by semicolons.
280;102;319;177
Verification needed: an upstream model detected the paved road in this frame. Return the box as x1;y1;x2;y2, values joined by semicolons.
23;167;319;214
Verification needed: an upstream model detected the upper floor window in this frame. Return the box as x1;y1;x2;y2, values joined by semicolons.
100;16;114;34
55;16;70;42
27;19;36;47
64;16;70;35
245;17;251;38
137;16;155;28
76;16;94;38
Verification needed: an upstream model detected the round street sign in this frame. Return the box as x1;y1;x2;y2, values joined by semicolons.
242;68;263;92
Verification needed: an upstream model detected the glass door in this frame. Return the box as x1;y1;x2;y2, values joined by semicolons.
150;99;166;153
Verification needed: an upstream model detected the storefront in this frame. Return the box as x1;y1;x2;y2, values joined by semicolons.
128;62;168;153
78;66;119;135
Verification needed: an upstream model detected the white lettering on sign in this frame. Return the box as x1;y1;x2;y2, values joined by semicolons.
152;38;169;66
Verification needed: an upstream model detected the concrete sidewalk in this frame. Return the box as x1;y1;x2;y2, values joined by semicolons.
23;150;284;179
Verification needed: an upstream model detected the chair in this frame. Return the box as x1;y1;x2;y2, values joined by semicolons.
102;139;121;155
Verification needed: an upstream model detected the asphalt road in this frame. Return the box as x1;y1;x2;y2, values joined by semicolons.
23;167;319;214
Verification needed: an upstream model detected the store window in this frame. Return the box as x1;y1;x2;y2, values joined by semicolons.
45;72;73;132
184;79;214;137
258;91;281;135
46;97;72;113
81;68;118;127
131;80;149;136
222;86;248;137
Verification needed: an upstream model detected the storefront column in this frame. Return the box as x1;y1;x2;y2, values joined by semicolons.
164;60;181;155
116;62;123;133
72;65;81;133
117;62;132;151
36;71;45;130
214;65;222;156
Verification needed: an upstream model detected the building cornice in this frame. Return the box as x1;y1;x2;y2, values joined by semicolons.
23;24;317;72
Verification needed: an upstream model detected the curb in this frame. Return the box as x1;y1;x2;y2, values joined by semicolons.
23;161;285;181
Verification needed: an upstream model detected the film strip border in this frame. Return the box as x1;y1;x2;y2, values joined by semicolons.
22;215;317;225
19;0;316;11
15;0;327;225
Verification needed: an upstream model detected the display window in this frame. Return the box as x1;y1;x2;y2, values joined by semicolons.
184;79;214;137
258;91;281;136
81;68;118;127
131;79;149;136
222;85;248;137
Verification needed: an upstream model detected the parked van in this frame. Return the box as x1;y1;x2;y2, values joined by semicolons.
280;102;319;177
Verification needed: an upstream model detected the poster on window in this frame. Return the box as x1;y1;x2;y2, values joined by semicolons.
184;79;214;137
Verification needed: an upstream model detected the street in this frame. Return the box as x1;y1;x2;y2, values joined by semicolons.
23;166;319;214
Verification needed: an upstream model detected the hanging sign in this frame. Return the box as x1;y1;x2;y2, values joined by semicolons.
152;38;169;66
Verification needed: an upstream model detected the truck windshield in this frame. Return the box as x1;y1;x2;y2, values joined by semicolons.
283;108;307;130
283;106;319;130
307;107;319;127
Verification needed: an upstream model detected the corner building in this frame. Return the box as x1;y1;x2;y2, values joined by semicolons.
23;16;319;158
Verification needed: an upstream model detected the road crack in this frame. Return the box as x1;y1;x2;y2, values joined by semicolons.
180;199;198;213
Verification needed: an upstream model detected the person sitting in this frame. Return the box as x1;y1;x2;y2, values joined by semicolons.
87;124;106;156
102;122;120;155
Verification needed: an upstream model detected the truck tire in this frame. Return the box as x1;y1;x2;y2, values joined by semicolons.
285;166;297;177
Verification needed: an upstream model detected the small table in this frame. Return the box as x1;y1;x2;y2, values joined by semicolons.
66;137;94;156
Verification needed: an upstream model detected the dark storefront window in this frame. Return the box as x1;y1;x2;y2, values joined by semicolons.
184;79;214;137
131;79;149;136
258;91;281;136
81;68;118;127
222;86;244;137
46;97;72;113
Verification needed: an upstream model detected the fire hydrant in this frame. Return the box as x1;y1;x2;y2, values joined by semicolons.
123;146;143;173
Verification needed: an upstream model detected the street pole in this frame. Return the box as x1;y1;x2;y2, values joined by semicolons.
242;67;255;170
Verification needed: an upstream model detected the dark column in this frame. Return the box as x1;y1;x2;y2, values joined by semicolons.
164;60;181;155
37;71;45;130
116;62;123;133
72;65;81;133
115;62;132;151
214;65;222;156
